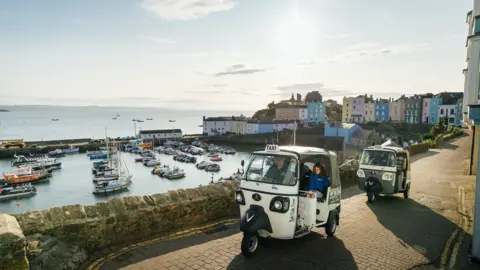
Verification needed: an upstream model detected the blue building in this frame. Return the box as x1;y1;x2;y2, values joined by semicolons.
324;122;360;145
258;121;274;133
307;101;326;123
428;96;442;124
375;100;389;122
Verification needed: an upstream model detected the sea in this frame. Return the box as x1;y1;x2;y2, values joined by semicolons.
0;106;253;214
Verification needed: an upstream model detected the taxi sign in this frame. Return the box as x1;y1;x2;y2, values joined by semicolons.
265;144;279;152
374;145;382;148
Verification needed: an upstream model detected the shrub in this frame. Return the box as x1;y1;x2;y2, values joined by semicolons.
422;132;434;141
406;142;429;155
423;139;436;148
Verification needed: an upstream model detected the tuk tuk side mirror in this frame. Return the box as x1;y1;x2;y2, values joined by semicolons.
241;160;245;167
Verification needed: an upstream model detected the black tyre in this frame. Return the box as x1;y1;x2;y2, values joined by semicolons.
241;232;259;257
367;192;376;203
325;213;338;236
403;183;410;199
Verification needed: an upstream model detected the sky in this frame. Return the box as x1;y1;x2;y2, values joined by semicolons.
0;0;473;112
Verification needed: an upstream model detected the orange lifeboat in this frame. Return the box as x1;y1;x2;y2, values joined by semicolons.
2;172;40;184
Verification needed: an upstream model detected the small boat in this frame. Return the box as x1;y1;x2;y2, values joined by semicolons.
48;149;66;158
134;157;143;162
92;172;119;182
86;151;106;157
165;168;185;180
209;153;220;158
112;117;117;120
144;159;161;167
12;154;49;166
210;156;223;162
196;161;210;169
169;120;176;122
89;153;108;160
93;160;108;168
137;120;144;123
132;119;137;121
0;184;37;201
51;119;59;121
18;158;62;171
92;177;131;195
224;149;236;155
205;163;221;172
151;165;169;175
92;165;114;175
63;145;80;154
146;118;153;120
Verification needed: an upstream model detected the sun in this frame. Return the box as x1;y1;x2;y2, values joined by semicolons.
273;7;318;62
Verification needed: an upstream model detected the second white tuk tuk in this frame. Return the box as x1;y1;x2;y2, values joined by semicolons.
235;144;342;257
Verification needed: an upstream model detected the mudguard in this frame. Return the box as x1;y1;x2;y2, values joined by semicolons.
240;205;273;233
364;177;382;194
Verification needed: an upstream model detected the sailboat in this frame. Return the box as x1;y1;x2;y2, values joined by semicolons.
92;135;133;195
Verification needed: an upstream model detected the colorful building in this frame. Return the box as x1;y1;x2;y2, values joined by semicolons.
428;95;442;124
324;122;360;145
388;99;405;122
203;116;231;136
246;121;259;134
438;105;457;125
351;96;365;123
273;120;298;131
404;95;423;124
258;121;274;133
299;105;307;122
363;102;376;122
307;101;326;123
375;100;389;122
342;97;354;123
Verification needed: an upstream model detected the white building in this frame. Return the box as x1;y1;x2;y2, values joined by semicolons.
463;6;480;127
229;119;247;134
203;117;230;136
247;121;259;134
438;105;457;125
138;129;182;140
363;102;376;122
352;96;365;123
299;106;307;122
273;120;297;131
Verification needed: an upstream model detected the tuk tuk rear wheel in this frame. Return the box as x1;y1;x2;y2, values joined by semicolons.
325;213;337;236
367;192;376;203
241;232;259;257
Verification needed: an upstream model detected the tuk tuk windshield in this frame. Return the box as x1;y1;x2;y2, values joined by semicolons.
245;154;298;186
360;150;396;167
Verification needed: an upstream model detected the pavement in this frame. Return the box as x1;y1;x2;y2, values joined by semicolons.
85;133;479;270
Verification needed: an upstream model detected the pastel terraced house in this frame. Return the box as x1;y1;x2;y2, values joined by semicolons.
375;99;389;122
351;96;365;123
342;97;354;123
363;102;376;122
388;98;405;122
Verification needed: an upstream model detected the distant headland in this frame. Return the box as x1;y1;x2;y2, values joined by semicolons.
0;109;9;112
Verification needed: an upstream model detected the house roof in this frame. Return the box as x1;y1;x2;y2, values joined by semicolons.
247;120;297;124
275;104;307;108
139;129;182;134
352;128;378;139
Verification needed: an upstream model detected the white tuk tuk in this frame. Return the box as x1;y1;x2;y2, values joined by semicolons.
235;145;342;257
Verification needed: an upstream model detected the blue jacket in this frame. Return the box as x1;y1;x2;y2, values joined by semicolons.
309;174;330;192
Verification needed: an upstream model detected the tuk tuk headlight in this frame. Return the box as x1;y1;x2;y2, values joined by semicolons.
357;169;365;178
235;190;245;205
270;196;290;213
382;172;394;181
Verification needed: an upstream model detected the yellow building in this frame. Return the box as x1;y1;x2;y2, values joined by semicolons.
342;97;354;122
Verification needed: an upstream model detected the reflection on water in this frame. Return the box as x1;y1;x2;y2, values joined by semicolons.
0;151;250;214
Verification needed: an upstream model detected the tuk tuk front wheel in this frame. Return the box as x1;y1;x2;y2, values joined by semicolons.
367;192;376;203
241;232;259;257
325;213;338;236
403;183;410;199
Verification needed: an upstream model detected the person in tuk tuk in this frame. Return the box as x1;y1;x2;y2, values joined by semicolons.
264;156;289;183
309;163;330;200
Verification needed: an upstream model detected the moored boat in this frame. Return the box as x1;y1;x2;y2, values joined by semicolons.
164;167;186;180
144;159;161;167
18;158;62;170
48;149;66;158
210;155;223;162
205;163;221;172
196;161;210;169
63;145;80;154
0;184;37;201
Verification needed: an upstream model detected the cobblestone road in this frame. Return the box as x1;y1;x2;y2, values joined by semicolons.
88;134;476;270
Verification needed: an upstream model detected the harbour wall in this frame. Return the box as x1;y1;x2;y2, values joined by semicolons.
0;143;430;270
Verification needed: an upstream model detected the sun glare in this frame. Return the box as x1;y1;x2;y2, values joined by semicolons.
273;7;318;62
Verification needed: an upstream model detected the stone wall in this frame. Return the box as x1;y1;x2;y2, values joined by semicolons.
0;214;29;270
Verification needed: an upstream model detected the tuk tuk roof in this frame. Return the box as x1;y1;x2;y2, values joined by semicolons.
364;145;406;153
253;145;335;158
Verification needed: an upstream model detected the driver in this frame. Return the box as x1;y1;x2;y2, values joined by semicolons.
264;156;288;183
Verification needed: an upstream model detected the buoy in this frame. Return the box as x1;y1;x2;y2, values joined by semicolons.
16;202;20;206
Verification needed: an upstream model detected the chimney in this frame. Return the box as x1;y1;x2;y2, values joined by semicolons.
296;93;301;102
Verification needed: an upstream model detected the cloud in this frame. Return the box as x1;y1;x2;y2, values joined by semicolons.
138;35;177;44
299;61;316;66
322;34;353;39
214;64;267;77
140;0;237;21
184;86;258;96
156;51;245;58
276;82;324;93
328;42;430;63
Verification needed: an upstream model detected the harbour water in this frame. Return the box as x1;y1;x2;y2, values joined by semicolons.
0;150;250;214
0;106;250;140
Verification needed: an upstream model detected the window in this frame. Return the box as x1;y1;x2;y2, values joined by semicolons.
475;18;480;34
440;109;444;114
360;150;396;167
450;108;455;115
353;106;356;110
245;154;298;186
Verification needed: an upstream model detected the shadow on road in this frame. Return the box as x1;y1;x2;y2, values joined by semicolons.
226;233;358;270
437;141;459;150
411;150;439;163
367;196;460;266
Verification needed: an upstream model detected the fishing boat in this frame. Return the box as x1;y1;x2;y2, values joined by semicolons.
146;118;153;120
195;161;210;169
89;153;108;160
62;145;80;154
210;155;223;162
17;157;62;170
208;152;220;158
2;171;41;185
11;167;52;182
165;167;185;180
11;154;49;166
205;163;221;172
0;184;37;201
144;159;161;167
112;117;117;120
92;178;131;195
51;119;59;121
151;165;169;175
86;150;106;157
47;149;66;158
